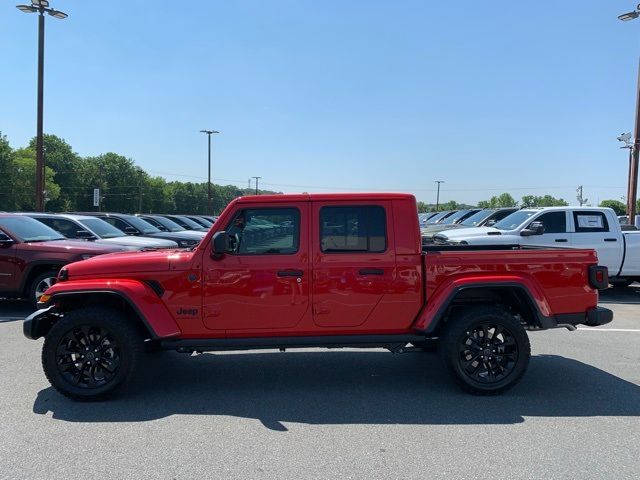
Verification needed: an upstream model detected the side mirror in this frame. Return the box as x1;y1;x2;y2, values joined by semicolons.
75;230;96;240
124;226;138;235
521;221;544;237
0;232;14;247
211;231;229;259
485;219;497;227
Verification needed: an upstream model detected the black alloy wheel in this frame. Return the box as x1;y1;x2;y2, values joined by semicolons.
42;307;144;400
55;325;121;389
439;306;530;395
458;323;518;384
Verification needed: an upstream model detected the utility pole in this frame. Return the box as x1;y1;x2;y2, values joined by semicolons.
618;5;640;225
252;176;261;195
16;1;68;211
199;129;220;216
435;180;444;211
576;186;588;206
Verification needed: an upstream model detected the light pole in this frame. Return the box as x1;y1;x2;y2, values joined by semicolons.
435;180;444;211
200;129;220;215
618;3;640;224
17;1;68;212
252;176;261;195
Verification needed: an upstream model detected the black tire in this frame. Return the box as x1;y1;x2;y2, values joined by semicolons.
41;306;144;401
29;270;59;308
439;306;530;395
610;277;634;288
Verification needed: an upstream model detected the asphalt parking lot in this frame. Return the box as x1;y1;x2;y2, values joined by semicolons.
1;290;639;480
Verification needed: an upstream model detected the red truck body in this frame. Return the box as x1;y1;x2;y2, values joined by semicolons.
24;193;612;398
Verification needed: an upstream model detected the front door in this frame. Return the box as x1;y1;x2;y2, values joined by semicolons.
521;211;571;247
311;202;395;328
202;204;310;332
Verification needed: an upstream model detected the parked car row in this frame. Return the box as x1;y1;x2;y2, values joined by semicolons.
430;205;640;287
0;211;216;305
419;207;518;245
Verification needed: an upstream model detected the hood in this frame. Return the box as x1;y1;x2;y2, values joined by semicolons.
22;239;126;254
95;236;178;249
434;226;502;241
63;249;195;279
420;224;463;235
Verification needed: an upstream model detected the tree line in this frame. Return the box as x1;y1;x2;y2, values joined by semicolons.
0;132;280;214
1;131;633;216
417;192;637;215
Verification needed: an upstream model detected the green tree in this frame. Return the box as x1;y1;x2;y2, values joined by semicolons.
521;195;568;207
10;148;60;211
0;132;13;211
599;200;626;216
439;200;461;211
477;193;518;208
29;134;87;211
416;201;429;213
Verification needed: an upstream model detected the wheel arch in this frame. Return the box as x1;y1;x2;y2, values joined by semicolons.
419;282;552;335
20;261;66;296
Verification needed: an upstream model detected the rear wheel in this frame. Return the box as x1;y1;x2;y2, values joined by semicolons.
439;306;530;395
610;277;634;288
41;306;144;400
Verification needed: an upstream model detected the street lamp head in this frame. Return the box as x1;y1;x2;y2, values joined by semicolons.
48;9;67;19
618;132;633;145
619;11;640;21
31;0;50;7
200;130;220;134
16;4;38;13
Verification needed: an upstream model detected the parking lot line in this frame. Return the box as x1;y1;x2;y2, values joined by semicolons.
577;327;640;332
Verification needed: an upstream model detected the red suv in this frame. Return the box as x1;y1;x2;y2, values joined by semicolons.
0;214;127;306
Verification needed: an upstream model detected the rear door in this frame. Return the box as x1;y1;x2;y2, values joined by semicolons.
569;210;623;274
311;202;395;328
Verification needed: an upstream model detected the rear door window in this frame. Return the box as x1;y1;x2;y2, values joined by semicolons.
573;211;609;233
320;206;386;253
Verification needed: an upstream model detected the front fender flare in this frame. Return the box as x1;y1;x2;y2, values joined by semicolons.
35;278;181;339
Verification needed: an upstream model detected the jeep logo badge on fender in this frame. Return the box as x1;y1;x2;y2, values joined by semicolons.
177;308;198;316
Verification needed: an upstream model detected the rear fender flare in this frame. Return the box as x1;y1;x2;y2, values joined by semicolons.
414;276;552;333
42;279;181;339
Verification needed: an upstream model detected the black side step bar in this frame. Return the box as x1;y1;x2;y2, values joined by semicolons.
160;334;427;353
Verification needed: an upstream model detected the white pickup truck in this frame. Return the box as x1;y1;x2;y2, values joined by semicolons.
433;206;640;286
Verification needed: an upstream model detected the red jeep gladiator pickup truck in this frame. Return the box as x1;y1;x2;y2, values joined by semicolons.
24;193;612;400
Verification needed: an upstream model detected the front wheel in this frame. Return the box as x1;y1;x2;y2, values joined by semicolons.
29;270;59;307
41;307;144;401
439;306;530;395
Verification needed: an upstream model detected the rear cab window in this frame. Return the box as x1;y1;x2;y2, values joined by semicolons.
572;211;610;233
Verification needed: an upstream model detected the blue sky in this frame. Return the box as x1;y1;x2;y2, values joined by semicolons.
1;0;639;205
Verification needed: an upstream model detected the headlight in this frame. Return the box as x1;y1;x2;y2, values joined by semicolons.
80;254;95;260
178;240;197;247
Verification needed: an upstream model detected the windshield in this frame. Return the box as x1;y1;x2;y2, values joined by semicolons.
190;216;213;227
79;218;125;239
427;211;450;224
0;216;65;242
171;215;205;230
493;210;537;230
122;215;161;234
440;210;470;225
146;216;185;232
460;210;496;227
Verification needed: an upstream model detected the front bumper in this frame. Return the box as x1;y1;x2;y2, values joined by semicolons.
23;306;56;340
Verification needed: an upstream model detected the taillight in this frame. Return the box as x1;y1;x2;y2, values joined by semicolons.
589;265;608;290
